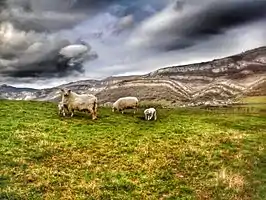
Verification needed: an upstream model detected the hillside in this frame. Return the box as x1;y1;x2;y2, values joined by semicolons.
0;100;266;199
0;46;266;105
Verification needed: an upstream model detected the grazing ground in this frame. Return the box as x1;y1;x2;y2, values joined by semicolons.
242;96;266;104
0;100;266;200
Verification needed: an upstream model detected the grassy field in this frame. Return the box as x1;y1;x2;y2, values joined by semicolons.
0;100;266;200
238;96;266;109
241;96;266;104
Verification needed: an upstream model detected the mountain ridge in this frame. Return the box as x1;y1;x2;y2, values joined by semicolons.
1;46;266;106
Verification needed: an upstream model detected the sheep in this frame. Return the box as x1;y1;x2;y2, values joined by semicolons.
60;88;98;120
112;97;139;114
57;101;69;117
144;108;157;121
103;102;113;108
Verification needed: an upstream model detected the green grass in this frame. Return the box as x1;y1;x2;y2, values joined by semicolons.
0;100;266;200
238;96;266;109
241;96;266;104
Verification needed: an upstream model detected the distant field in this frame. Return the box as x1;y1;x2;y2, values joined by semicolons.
0;100;266;200
241;96;266;104
235;96;266;111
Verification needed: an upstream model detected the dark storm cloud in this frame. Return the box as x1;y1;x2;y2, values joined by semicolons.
180;1;266;42
1;0;266;88
0;0;100;79
128;0;266;51
1;0;87;32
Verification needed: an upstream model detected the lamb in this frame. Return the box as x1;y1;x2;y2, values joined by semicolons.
58;101;69;116
60;88;98;120
112;96;139;114
144;108;157;121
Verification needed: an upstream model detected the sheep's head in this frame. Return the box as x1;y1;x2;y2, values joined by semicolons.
112;103;117;112
60;88;71;103
144;109;151;115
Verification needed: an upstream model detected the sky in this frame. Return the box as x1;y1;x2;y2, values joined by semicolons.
0;0;266;89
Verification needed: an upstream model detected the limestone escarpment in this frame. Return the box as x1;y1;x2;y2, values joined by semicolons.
1;46;266;106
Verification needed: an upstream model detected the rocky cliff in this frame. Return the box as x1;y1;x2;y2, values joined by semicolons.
1;46;266;106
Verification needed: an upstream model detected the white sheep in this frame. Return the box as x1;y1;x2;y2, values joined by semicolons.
112;96;139;114
60;89;98;120
144;108;157;121
58;101;68;117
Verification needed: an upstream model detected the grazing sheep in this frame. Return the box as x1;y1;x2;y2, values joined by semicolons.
144;108;157;121
58;101;69;116
112;97;139;114
60;89;98;120
103;102;113;108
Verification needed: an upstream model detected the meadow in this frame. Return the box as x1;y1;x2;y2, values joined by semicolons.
0;99;266;200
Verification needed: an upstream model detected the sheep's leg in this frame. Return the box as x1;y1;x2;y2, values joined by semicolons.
133;105;139;114
154;112;157;121
89;108;97;120
65;106;69;116
121;110;124;114
70;109;74;117
146;113;149;120
88;108;92;117
92;102;97;120
64;107;69;116
92;109;97;120
92;112;97;120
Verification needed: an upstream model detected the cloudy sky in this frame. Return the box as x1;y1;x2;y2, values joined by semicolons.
0;0;266;89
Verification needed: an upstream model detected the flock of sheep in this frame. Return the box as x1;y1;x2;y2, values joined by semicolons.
58;88;157;121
